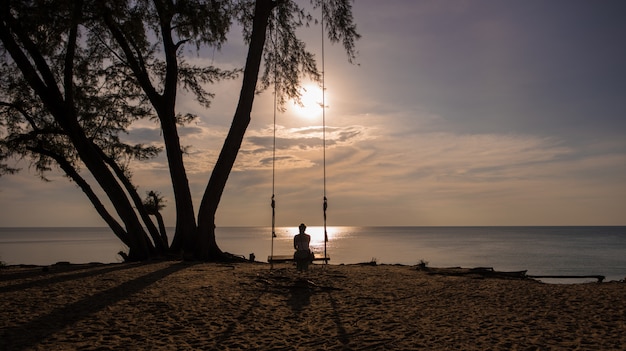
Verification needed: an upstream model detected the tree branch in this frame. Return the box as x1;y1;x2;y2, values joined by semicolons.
101;6;161;104
64;0;83;107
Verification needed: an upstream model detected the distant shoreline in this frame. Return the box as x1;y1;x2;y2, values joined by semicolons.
2;225;626;228
2;226;625;281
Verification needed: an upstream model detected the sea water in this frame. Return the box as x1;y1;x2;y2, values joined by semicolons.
1;226;625;282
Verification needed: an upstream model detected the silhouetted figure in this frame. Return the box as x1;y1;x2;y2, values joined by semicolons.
293;223;312;271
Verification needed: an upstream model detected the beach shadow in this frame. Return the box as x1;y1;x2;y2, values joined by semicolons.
284;272;350;347
327;292;351;348
1;261;195;351
214;288;266;346
0;262;147;294
0;263;119;282
287;278;313;315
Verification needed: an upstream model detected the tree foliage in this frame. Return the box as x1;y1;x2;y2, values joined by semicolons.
0;0;359;261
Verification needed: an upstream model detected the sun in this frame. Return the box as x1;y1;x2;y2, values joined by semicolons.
291;84;325;119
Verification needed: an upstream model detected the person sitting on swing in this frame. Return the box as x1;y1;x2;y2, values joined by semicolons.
294;223;313;271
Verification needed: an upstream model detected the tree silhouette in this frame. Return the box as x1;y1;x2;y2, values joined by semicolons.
1;0;359;260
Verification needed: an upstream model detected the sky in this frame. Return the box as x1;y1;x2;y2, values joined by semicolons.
1;0;625;227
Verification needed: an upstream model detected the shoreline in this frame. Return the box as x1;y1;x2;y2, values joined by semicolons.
3;226;625;282
2;261;625;350
3;259;622;284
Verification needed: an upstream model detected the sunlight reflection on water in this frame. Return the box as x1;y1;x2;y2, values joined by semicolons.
2;226;625;283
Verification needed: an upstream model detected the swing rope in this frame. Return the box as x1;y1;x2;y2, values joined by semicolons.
270;12;278;267
321;0;329;262
270;1;329;265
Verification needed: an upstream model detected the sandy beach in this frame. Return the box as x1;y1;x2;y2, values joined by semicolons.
1;261;625;350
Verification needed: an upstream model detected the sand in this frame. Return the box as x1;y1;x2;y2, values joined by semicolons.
1;261;625;350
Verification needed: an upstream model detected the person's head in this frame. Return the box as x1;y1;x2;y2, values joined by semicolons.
298;223;306;234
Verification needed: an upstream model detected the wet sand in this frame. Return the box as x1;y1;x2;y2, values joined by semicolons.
1;261;625;350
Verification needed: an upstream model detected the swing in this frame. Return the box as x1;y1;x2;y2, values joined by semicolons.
267;3;330;266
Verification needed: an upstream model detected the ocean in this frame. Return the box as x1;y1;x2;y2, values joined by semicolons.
1;226;625;283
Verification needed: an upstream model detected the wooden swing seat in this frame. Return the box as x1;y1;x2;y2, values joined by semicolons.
268;253;330;263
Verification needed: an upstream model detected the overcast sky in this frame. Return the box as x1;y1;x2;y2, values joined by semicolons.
1;0;625;227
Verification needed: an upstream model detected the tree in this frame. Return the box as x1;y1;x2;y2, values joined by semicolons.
144;191;168;246
0;0;359;261
0;0;163;259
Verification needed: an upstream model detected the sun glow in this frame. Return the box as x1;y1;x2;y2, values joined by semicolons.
305;226;340;245
291;84;325;119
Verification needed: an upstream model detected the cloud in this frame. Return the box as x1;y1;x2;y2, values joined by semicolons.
233;124;373;171
123;127;163;144
315;127;625;225
3;1;625;227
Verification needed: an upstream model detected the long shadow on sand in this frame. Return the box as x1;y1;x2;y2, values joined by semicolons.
1;261;194;351
327;292;350;349
0;262;148;293
213;290;266;347
0;263;109;283
286;278;313;315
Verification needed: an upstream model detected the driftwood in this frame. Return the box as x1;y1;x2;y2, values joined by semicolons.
422;267;528;280
422;267;606;283
526;275;605;283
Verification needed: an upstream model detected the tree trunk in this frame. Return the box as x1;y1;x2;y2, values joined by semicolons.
195;0;276;260
0;10;154;261
96;145;168;253
153;211;168;248
100;5;197;255
159;113;197;255
157;2;198;255
65;122;155;260
30;146;132;247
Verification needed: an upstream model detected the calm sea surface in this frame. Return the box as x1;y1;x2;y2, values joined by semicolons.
1;226;625;283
